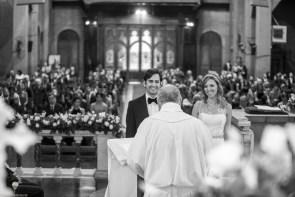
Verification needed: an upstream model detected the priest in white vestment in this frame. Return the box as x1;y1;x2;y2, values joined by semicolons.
128;84;213;197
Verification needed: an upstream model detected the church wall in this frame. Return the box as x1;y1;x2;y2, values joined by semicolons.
196;4;230;74
12;2;29;74
255;6;271;77
0;0;13;78
12;3;43;76
50;5;84;79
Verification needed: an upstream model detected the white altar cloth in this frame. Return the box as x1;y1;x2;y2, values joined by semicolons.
104;138;137;197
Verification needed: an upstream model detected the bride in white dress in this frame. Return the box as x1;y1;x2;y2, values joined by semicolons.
192;72;232;146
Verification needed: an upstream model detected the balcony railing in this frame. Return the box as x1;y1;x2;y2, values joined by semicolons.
9;130;114;178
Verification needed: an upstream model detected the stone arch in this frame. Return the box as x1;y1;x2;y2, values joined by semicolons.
57;29;79;68
199;31;222;74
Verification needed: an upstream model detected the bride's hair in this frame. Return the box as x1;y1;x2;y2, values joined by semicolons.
201;72;227;109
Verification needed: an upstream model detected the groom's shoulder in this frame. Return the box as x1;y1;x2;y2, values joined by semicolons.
129;94;145;104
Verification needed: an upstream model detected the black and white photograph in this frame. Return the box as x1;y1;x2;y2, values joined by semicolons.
0;0;295;196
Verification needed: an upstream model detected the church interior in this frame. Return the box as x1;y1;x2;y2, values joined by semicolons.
1;0;295;197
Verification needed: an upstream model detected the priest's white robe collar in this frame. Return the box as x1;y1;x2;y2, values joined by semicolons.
151;102;190;122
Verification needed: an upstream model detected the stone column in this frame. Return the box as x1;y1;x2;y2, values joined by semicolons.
254;5;272;77
13;2;29;72
53;135;63;176
229;0;239;63
95;132;113;178
33;134;43;176
73;134;83;177
231;109;254;157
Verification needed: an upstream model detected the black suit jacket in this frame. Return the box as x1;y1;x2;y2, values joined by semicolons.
126;94;149;137
44;103;64;115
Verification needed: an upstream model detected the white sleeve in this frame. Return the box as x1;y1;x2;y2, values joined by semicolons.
127;119;149;177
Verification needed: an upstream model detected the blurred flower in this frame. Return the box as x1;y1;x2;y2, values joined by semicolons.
207;141;243;177
260;125;289;156
196;124;295;197
241;164;258;190
104;121;109;127
109;124;113;130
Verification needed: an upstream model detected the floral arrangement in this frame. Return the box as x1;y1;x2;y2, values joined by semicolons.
7;112;123;137
194;125;295;197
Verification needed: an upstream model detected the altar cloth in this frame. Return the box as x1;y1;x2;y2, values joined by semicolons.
104;138;137;197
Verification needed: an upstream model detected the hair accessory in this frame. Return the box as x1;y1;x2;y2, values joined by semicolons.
202;71;221;83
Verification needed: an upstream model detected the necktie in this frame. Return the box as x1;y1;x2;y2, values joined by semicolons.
148;97;157;104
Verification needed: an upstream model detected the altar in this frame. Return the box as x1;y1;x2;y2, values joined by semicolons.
232;109;295;145
105;138;137;197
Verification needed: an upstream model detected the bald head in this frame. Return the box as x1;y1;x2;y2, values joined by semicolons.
157;84;182;107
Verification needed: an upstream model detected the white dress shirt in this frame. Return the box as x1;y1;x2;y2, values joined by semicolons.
146;94;159;116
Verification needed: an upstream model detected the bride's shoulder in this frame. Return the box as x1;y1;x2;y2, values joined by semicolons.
224;101;232;114
193;100;204;109
192;100;204;116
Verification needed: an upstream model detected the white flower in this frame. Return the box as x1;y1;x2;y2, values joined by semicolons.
260;125;289;155
88;121;93;125
60;113;68;121
259;125;293;181
241;164;258;190
83;115;89;122
53;123;57;127
54;114;59;119
99;112;106;118
109;124;113;130
5;123;37;154
43;120;49;125
104;121;109;127
115;116;120;124
26;119;31;126
207;141;243;176
90;116;95;121
35;123;40;128
34;116;40;121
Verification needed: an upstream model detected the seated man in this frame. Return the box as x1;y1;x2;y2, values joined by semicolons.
128;84;213;197
6;165;44;197
43;93;64;116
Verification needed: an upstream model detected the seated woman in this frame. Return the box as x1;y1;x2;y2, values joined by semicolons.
68;96;85;115
90;93;108;115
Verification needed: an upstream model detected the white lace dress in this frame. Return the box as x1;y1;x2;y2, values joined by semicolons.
199;112;226;146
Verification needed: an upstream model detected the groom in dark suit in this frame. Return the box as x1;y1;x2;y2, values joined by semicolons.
126;69;162;137
43;93;64;116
